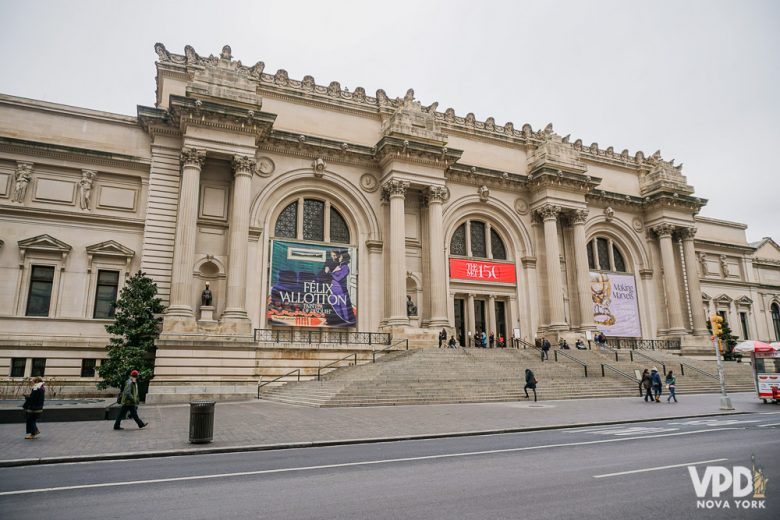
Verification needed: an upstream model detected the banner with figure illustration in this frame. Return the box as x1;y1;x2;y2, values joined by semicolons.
590;272;641;337
267;240;357;327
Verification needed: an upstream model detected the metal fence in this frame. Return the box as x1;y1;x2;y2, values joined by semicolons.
254;328;391;345
606;338;681;350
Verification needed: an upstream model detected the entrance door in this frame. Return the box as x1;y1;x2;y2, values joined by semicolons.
474;299;486;338
454;298;465;347
495;300;507;343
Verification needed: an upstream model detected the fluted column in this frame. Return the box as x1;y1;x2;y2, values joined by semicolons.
487;294;496;337
383;179;410;326
166;147;205;323
221;155;255;331
538;204;566;329
427;185;448;327
366;240;384;331
654;224;687;334
680;227;708;335
571;209;596;332
467;293;476;346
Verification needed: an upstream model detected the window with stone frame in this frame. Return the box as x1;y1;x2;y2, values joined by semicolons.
26;265;55;317
491;229;507;260
93;270;120;319
450;220;509;260
587;237;628;273
470;221;487;258
450;224;466;256
273;198;351;244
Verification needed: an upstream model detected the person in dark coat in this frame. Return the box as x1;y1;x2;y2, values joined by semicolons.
650;367;663;402
23;377;45;439
640;369;653;402
541;338;551;361
524;369;538;402
439;328;447;348
114;370;148;430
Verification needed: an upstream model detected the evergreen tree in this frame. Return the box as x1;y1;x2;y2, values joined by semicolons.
97;271;165;389
706;316;740;360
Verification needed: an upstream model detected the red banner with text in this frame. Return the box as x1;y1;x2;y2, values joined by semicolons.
448;258;517;284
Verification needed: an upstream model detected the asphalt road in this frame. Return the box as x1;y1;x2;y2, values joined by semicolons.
1;412;778;520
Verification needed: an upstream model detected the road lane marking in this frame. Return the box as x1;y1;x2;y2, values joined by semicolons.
0;427;742;497
668;419;760;426
593;458;728;479
757;422;780;428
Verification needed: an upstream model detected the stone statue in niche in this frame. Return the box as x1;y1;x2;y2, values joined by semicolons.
406;295;417;317
201;282;213;306
719;255;730;277
697;252;709;276
13;164;32;203
79;170;96;210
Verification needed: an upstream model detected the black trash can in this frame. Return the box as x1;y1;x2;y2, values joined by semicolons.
189;400;215;444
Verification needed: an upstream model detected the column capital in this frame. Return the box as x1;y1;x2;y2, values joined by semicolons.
651;223;676;238
426;185;449;203
232;155;256;177
365;240;383;253
180;147;206;168
678;226;697;241
535;204;562;222
571;208;589;225
381;179;410;200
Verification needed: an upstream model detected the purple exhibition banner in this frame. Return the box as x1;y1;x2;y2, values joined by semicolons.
590;272;641;337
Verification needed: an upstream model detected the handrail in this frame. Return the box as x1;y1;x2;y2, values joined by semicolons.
553;349;589;377
257;369;301;398
601;362;640;383
630;349;718;381
317;352;358;381
372;338;408;362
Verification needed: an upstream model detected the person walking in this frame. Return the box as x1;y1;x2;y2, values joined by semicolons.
114;370;148;430
524;368;538;402
23;377;45;439
650;367;663;403
640;368;653;402
541;337;551;361
666;370;678;403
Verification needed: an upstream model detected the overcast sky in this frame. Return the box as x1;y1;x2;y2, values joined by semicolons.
1;0;777;242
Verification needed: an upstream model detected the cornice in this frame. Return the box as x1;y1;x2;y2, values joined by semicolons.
374;135;463;169
693;238;756;253
0;93;138;126
258;130;377;168
447;163;527;191
527;167;600;194
753;258;780;267
0;136;150;172
642;192;707;213
586;188;644;208
694;215;748;230
0;204;145;229
168;95;276;142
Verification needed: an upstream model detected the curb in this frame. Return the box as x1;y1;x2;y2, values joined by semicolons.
0;409;747;468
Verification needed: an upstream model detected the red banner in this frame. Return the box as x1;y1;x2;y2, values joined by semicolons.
449;258;517;284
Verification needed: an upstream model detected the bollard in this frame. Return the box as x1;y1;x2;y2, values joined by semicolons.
189;400;215;444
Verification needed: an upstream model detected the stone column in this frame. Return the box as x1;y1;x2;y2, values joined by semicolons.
366;240;384;331
165;147;205;329
427;185;449;327
383;179;410;326
680;227;708;335
653;224;687;335
221;155;255;334
538;204;566;329
487;294;496;337
466;293;476;346
571;209;596;332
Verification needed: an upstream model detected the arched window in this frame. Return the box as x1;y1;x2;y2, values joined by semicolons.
273;199;351;244
449;220;508;260
772;303;780;341
587;237;628;272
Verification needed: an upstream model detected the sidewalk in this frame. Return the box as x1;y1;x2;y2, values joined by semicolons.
0;392;765;467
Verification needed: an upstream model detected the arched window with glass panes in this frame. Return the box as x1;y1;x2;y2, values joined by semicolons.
273;198;351;244
587;237;628;272
449;220;508;260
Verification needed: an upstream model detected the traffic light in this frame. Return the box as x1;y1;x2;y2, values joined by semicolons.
711;314;724;337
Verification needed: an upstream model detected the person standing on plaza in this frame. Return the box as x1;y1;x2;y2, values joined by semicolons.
114;370;148;430
23;377;45;439
541;337;551;361
650;367;663;402
489;331;495;348
439;328;447;348
665;370;678;403
640;368;653;401
481;331;488;348
524;368;538;401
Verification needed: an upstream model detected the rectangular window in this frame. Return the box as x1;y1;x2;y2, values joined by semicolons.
31;358;46;377
80;359;97;378
739;312;749;340
93;270;120;319
10;358;26;377
26;265;55;317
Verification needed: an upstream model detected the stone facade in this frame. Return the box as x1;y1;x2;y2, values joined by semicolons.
1;44;779;399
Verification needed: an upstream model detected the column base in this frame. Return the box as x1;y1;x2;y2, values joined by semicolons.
219;312;252;336
428;317;450;328
386;316;410;327
162;314;198;334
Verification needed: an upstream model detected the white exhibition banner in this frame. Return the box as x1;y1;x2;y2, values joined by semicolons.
590;272;641;337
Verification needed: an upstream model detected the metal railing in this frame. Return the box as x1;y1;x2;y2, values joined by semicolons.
554;349;589;377
254;328;391;346
606;338;681;350
373;339;408;362
625;349;719;381
601;362;640;383
257;369;301;398
318;353;358;380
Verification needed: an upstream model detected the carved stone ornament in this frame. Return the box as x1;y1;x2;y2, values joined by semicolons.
514;198;529;215
12;162;33;203
180;147;206;168
679;227;697;240
427;185;449;203
631;218;643;232
79;169;97;211
604;206;615;221
232;155;256;176
255;156;275;176
478;185;490;202
652;223;675;238
572;209;589;225
698;252;709;276
311;157;327;177
720;255;730;277
360;173;379;193
381;179;409;199
536;204;561;221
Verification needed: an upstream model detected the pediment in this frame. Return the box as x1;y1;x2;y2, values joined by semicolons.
714;294;733;304
18;234;72;258
86;240;135;259
754;238;780;261
735;296;753;306
701;292;712;301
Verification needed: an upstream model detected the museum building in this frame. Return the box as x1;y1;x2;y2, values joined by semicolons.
1;44;779;401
